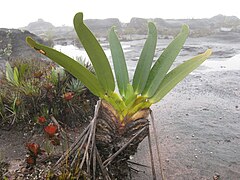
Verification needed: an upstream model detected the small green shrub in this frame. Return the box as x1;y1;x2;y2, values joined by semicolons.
0;58;97;128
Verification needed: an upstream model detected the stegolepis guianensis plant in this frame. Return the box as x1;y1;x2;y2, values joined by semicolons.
26;12;212;179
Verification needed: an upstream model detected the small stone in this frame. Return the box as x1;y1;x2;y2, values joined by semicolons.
165;159;170;162
213;173;220;180
186;113;189;116
219;117;222;120
235;105;238;109
21;167;26;173
192;134;195;137
176;136;179;139
194;155;198;159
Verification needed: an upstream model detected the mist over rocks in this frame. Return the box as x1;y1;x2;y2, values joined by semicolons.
20;14;240;45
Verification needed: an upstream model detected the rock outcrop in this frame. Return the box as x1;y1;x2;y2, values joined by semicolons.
0;28;49;71
85;18;121;36
24;19;55;35
21;14;240;43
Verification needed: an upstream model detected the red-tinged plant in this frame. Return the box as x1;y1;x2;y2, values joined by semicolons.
44;123;58;137
26;143;45;166
26;142;41;156
63;92;74;101
37;116;46;124
26;156;36;165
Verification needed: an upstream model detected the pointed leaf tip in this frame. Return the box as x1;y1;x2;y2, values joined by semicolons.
148;22;157;33
142;24;190;97
26;37;36;47
132;21;157;94
181;24;189;33
74;12;115;92
74;12;84;23
25;37;104;97
149;49;212;104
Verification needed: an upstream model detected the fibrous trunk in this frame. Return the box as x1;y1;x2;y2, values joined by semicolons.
54;100;150;179
95;101;150;179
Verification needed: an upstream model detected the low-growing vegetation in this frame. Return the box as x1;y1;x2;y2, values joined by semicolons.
0;58;97;129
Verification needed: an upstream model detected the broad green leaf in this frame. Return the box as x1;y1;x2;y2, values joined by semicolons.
103;92;126;120
132;22;157;94
74;12;115;93
142;25;189;97
13;67;19;86
26;37;104;97
124;84;137;107
109;27;129;97
19;63;28;82
5;62;14;84
149;49;212;104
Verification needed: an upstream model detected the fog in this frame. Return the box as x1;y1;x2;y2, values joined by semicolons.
1;0;240;28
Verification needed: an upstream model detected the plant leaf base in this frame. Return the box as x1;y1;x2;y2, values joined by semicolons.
53;100;163;180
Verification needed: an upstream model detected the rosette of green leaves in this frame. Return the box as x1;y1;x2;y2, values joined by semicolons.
26;12;212;122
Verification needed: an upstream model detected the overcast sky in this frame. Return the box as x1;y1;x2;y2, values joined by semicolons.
1;0;240;28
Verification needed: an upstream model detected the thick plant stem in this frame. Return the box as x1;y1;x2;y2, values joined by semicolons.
103;125;148;168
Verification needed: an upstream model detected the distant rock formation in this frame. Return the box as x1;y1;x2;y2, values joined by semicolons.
125;14;240;37
85;18;121;35
0;28;50;71
21;14;240;44
25;19;55;35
